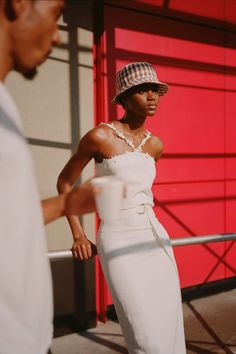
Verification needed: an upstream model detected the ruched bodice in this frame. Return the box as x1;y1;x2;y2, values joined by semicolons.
96;151;156;209
95;122;156;209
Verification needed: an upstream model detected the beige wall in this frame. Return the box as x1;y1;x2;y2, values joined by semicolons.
5;18;96;251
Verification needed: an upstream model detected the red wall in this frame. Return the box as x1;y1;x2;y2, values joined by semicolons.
94;0;236;316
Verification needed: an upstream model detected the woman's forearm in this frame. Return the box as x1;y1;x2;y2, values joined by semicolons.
57;177;85;238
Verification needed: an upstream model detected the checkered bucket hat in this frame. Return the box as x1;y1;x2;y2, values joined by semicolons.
112;62;169;104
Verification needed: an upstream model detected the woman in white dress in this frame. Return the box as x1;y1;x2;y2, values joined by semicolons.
57;62;186;354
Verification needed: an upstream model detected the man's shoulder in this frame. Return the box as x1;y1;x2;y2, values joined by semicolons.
0;83;22;128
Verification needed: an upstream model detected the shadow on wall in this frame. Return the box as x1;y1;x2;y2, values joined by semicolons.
28;0;94;153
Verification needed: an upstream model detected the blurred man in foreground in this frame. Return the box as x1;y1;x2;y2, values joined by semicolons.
0;1;96;353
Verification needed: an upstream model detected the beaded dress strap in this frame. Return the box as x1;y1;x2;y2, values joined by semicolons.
99;122;151;152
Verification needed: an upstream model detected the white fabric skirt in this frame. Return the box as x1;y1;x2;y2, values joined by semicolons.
97;205;186;354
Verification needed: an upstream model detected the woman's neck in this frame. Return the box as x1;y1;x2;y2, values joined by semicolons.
119;113;146;133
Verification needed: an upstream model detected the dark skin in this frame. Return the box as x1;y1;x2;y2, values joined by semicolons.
0;0;65;81
57;83;164;260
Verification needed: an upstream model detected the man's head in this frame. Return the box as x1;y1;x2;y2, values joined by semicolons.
0;0;64;80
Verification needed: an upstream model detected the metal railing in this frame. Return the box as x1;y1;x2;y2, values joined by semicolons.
47;233;236;260
171;233;236;247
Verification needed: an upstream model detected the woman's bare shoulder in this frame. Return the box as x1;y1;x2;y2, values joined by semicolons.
82;124;114;145
148;134;164;160
77;123;115;156
149;134;163;147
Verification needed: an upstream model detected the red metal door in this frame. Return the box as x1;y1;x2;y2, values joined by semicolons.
94;0;236;319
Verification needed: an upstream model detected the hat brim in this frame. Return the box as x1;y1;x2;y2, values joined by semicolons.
111;81;169;105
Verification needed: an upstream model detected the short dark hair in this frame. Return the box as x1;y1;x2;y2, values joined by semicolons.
4;0;34;21
4;0;16;21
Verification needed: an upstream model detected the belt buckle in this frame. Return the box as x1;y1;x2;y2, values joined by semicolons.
137;204;146;214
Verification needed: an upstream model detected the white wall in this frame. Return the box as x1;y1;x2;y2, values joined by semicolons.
5;17;96;252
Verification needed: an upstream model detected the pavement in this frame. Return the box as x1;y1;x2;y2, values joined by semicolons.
51;288;236;354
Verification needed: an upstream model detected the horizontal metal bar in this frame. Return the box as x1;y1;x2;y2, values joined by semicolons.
171;233;236;247
47;250;73;261
47;233;236;260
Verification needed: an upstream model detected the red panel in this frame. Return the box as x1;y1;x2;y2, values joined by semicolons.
135;0;164;6
150;85;225;153
169;0;225;22
175;242;226;288
153;182;225;287
225;79;236;280
225;181;236;232
131;0;236;26
95;2;236;317
153;182;225;237
157;158;225;185
225;180;236;278
225;0;236;24
115;28;225;65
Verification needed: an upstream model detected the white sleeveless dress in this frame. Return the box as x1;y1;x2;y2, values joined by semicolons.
96;123;186;354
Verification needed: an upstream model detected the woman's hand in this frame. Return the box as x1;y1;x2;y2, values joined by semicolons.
72;236;97;260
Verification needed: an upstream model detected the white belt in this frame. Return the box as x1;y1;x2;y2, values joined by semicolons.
120;204;152;215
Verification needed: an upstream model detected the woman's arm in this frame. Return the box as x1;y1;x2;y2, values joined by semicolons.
57;127;107;260
154;137;164;161
146;135;164;161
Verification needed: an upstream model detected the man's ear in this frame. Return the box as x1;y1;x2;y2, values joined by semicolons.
4;0;30;21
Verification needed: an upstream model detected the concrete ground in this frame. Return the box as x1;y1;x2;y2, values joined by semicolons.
51;288;236;354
